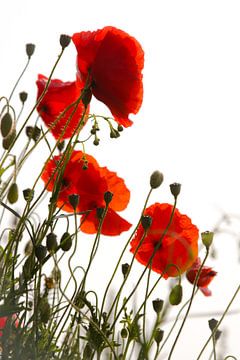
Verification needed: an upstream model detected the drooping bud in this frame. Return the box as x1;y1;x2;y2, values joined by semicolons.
2;129;16;149
150;171;164;189
26;43;35;59
46;232;58;252
23;188;34;202
104;191;113;205
141;215;152;230
7;182;19;204
121;263;130;278
154;329;164;345
201;231;214;249
60;34;71;49
19;91;28;103
152;298;164;314
1;113;13;138
169;284;183;305
68;194;79;210
35;245;47;263
60;232;72;251
170;183;181;199
110;128;120;138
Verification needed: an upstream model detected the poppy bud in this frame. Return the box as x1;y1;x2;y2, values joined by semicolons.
60;232;72;251
7;182;19;204
57;140;65;152
152;298;164;314
154;329;164;345
1;112;13;138
60;34;71;49
26;43;35;59
2;129;16;149
170;183;181;199
201;231;214;249
141;215;152;230
46;232;58;252
68;194;79;210
104;191;113;205
23;188;34;202
19;91;28;103
90;127;97;135
35;245;47;263
117;124;123;132
96;207;104;219
150;171;164;189
121;263;130;278
169;284;183;305
121;328;128;338
82;88;92;107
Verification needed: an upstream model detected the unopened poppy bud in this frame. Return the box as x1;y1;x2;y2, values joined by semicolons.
26;43;35;59
121;328;128;338
60;232;72;251
170;183;181;199
121;263;130;278
104;191;113;205
19;91;28;103
169;284;183;305
1;113;13;138
26;125;41;142
152;298;164;314
2;129;16;149
208;318;218;332
96;207;104;219
141;215;152;230
7;182;19;204
201;231;214;249
23;188;34;202
82;88;92;107
35;245;47;263
117;124;123;132
46;232;58;252
60;34;71;49
154;328;164;345
150;171;164;189
57;140;65;152
68;194;79;210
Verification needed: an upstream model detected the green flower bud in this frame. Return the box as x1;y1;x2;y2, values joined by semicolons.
150;171;164;189
35;245;47;263
110;128;120;138
170;183;181;199
60;34;71;49
7;182;19;204
201;231;214;249
1;113;13;138
169;284;183;306
46;232;58;252
2;129;16;149
60;232;72;251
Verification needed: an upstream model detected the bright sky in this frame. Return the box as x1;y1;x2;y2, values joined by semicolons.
1;0;240;358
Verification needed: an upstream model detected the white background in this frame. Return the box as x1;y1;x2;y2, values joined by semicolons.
1;1;240;359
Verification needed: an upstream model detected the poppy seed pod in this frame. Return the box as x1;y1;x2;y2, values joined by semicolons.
7;183;19;204
170;183;181;199
121;263;130;278
141;215;152;230
60;34;71;49
201;231;214;249
154;329;164;345
152;298;164;314
60;232;72;251
35;245;47;263
46;233;58;252
150;171;164;189
104;191;113;205
117;124;124;132
23;188;34;202
68;194;79;210
19;91;28;103
169;284;183;305
26;43;35;59
208;318;218;332
1;113;13;138
2;129;16;150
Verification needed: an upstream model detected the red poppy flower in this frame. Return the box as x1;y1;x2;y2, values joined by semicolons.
186;257;217;296
41;150;131;235
130;203;199;279
72;26;144;127
36;74;88;139
0;316;18;336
